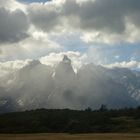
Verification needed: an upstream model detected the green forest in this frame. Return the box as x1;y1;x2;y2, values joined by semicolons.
0;106;140;133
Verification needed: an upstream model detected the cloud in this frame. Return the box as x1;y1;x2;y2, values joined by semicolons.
27;0;140;43
81;45;140;66
0;59;30;89
105;60;140;70
1;0;140;61
40;51;86;70
0;0;63;60
18;0;52;4
0;30;62;61
0;7;29;43
0;0;26;11
28;2;62;32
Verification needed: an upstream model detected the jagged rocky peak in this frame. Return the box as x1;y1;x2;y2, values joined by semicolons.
62;55;71;64
29;60;41;66
54;55;75;81
55;54;74;74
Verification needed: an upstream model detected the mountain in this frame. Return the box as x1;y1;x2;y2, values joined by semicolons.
0;56;140;113
77;64;139;109
55;55;76;87
0;60;54;112
104;67;140;101
50;55;77;109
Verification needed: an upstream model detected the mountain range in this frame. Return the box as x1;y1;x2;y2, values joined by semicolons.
0;55;140;113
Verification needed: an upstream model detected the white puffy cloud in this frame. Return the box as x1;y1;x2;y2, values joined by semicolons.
105;61;140;70
0;29;62;61
0;59;31;88
40;51;86;71
0;59;30;78
0;0;26;11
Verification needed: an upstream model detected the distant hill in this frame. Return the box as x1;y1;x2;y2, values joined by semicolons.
0;107;140;133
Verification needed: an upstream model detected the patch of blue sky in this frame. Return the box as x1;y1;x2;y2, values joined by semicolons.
49;34;88;53
92;43;140;64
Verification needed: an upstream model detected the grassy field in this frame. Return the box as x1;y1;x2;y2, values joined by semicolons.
0;133;140;140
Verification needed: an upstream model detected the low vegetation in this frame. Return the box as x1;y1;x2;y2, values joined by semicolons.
0;106;140;133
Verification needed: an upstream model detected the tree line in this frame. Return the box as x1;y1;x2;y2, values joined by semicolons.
0;105;140;133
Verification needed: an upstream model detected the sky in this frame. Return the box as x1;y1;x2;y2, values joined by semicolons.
1;0;140;111
0;0;140;70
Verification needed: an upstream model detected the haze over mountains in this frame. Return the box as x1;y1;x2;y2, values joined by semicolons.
0;55;140;113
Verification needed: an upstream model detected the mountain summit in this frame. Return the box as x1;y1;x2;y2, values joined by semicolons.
63;55;71;64
55;55;75;80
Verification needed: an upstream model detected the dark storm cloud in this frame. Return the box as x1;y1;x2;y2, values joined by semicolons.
18;0;52;3
28;5;60;32
28;0;140;34
0;8;29;43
